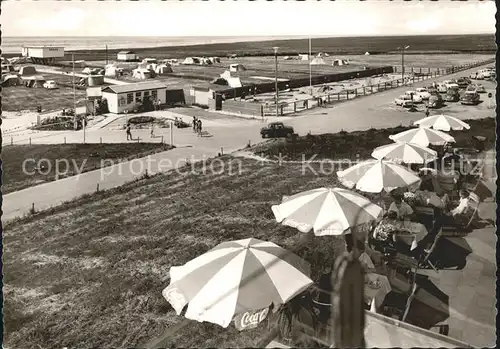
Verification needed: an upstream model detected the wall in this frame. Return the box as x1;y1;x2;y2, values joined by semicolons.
220;99;263;117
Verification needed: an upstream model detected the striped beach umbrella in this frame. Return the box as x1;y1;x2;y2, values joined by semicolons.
389;127;455;147
271;187;382;236
337;159;421;193
162;238;313;330
414;114;470;131
372;142;438;164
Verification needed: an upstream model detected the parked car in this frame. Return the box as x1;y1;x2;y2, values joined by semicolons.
394;95;414;107
460;91;480;105
43;80;58;89
260;122;295;138
436;83;448;93
478;69;494;79
467;84;486;93
427;93;444;109
415;87;431;100
404;91;423;103
456;77;471;88
442;80;459;90
445;89;460;102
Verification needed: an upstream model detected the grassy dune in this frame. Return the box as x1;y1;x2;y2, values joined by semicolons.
2;143;173;193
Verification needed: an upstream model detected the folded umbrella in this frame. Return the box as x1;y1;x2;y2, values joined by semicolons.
162;238;313;330
271;187;382;236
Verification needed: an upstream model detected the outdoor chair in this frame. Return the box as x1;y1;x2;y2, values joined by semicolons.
441;192;480;232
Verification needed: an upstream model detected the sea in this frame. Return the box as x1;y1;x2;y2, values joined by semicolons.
1;36;309;54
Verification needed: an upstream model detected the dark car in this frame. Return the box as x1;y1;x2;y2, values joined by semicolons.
445;88;460;102
460;91;480;105
260;122;295;138
456;77;471;89
427;91;444;108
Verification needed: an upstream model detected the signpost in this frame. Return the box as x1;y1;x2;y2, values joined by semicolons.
488;92;493;109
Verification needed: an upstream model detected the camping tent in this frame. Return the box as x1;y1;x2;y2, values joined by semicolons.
104;65;118;77
145;63;158;71
365;52;371;55
132;68;154;80
229;63;246;72
211;57;221;63
1;64;15;74
332;59;349;66
22;75;45;88
310;58;326;65
316;52;329;57
163;59;178;65
155;64;173;75
226;76;242;88
199;57;213;65
299;54;309;61
181;57;200;65
211;77;228;86
19;65;37;76
1;74;21;87
82;67;93;74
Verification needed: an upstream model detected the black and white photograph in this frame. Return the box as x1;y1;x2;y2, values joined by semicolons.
0;1;497;348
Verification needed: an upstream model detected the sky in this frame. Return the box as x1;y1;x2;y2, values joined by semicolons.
2;1;496;37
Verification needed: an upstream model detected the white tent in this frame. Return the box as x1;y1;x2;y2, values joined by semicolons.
142;58;158;64
155;64;173;75
299;54;309;61
181;57;200;65
310;58;326;65
1;74;21;86
200;58;213;65
226;76;242;88
229;63;246;72
104;65;118;77
82;67;93;74
332;59;349;66
283;56;294;60
316;52;329;57
211;57;221;63
163;59;178;65
146;63;158;71
132;68;153;80
365;52;371;56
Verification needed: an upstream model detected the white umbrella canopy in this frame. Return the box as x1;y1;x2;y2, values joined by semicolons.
271;187;383;236
389;127;455;147
414;114;470;131
337;159;421;193
162;238;313;329
372;142;437;164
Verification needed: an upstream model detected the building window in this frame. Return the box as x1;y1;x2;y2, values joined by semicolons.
135;91;142;103
144;91;150;97
151;90;158;100
126;93;133;104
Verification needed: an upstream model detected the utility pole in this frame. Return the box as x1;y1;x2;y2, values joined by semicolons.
105;44;108;65
309;37;312;95
72;53;77;130
273;47;279;117
398;45;410;82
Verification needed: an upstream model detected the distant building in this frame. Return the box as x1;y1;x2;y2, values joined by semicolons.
100;81;169;114
21;46;65;65
117;51;139;62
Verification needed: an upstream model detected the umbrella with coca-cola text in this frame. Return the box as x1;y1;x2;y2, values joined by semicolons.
162;238;313;330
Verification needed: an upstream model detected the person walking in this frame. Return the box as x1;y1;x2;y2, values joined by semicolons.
192;116;197;132
126;124;132;140
425;107;430;118
197;119;203;136
150;122;155;138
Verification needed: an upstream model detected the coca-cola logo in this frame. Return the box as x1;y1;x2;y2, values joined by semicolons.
239;308;269;329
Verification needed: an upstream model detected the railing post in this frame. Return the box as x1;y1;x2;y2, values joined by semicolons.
29;137;32;145
337;93;340;101
363;87;366;96
346;91;349;100
280;105;284;116
370;85;373;94
10;137;13;145
294;101;297;112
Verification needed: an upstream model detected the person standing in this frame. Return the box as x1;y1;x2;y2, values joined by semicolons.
150;122;155;138
425;107;430;118
197;119;203;135
126;124;132;140
192;116;197;132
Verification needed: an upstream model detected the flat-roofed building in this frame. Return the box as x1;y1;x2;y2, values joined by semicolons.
21;46;65;65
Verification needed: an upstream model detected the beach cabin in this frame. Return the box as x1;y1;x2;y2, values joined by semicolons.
101;81;169;114
190;84;229;106
21;45;64;64
117;51;139;62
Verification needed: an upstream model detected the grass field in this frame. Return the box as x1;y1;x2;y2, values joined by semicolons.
3;158;346;349
1;143;174;193
252;118;496;161
48;34;495;62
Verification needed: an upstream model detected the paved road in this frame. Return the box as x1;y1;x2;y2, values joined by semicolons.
2;64;495;221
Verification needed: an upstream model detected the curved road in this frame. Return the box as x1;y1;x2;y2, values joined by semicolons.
2;64;495;221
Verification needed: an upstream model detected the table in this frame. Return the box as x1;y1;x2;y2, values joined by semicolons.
364;273;392;313
390;220;428;250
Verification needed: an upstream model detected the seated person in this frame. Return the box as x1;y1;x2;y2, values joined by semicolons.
388;193;414;220
442;189;471;223
373;211;399;242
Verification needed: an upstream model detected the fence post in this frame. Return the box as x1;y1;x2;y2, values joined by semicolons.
31;203;35;214
137;137;140;143
337;93;340;101
354;89;358;98
363;87;366;96
29;137;32;145
96;183;100;192
221;147;224;155
10;137;13;145
419;67;422;74
100;137;102;144
346;91;349;100
294;102;297;113
371;85;373;94
161;135;164;144
328;94;331;103
280;105;284;116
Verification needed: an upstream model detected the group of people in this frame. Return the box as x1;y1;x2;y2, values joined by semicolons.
192;116;203;135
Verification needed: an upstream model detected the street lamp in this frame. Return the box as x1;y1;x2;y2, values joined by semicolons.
309;37;312;95
273;46;279;117
397;45;410;82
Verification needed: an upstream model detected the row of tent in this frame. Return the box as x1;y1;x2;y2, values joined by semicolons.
1;74;46;88
181;56;221;65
